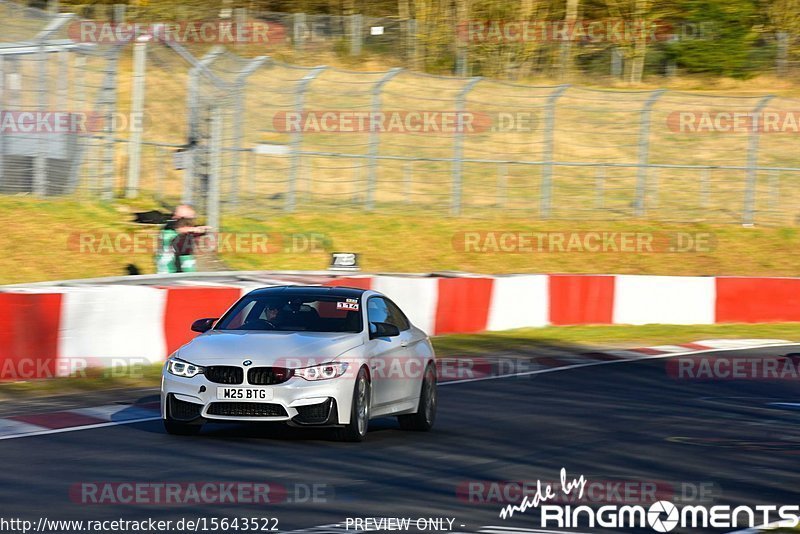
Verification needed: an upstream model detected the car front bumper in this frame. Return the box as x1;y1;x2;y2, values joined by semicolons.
160;371;355;426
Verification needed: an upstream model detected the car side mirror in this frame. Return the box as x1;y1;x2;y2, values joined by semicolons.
191;318;218;333
370;321;400;339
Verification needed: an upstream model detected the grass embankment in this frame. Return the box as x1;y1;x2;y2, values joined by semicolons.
1;196;800;284
0;323;796;398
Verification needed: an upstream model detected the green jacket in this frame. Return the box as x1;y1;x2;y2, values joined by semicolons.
155;226;196;274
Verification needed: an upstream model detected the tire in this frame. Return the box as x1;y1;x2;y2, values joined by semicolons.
334;367;370;442
163;418;203;436
398;362;437;431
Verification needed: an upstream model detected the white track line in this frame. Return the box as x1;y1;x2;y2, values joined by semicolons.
0;416;160;442
0;342;795;442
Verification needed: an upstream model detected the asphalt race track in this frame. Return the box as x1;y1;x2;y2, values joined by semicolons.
2;344;800;533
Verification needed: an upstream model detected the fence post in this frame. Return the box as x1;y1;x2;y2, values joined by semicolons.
183;47;224;204
769;170;780;210
30;13;73;197
71;54;87;191
743;95;775;226
350;14;362;55
230;56;268;209
113;3;125;22
207;107;222;231
155;145;164;200
700;168;710;208
126;36;148;198
496;163;507;208
407;19;421;70
595;165;605;209
293;13;306;50
777;32;789;77
650;168;660;208
34;41;48;196
100;50;119;201
404;19;415;63
247;149;256;204
611;48;623;78
366;68;402;211
634;89;664;216
234;8;247;50
229;94;245;209
540;85;569;218
352;164;361;204
57;50;68;113
404;161;412;204
287;67;325;212
451;76;482;216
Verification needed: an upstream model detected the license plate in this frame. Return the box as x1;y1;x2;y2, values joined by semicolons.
216;387;273;401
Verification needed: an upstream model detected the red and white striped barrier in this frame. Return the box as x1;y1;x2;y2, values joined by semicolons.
0;273;798;380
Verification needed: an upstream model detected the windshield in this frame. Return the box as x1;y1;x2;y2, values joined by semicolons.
215;294;362;333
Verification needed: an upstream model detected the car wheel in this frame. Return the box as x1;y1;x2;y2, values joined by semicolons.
398;362;437;431
334;367;370;442
163;418;203;436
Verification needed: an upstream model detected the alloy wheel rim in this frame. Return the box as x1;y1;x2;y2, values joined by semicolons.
356;376;368;435
424;371;437;424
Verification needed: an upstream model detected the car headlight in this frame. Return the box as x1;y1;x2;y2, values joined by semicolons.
166;358;204;378
295;362;349;381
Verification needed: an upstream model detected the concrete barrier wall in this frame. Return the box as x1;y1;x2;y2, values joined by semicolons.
0;273;794;379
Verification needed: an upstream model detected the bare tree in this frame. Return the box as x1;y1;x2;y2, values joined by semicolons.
604;0;652;83
766;0;800;75
558;0;580;80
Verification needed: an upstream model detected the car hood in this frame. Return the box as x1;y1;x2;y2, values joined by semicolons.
175;330;364;367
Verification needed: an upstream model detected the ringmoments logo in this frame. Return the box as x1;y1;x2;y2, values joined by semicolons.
498;468;800;531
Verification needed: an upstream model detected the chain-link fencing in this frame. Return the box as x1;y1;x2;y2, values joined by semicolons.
3;1;800;227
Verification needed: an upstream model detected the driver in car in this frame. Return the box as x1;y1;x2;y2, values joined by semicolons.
262;303;281;328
